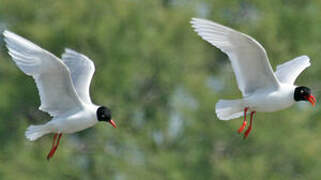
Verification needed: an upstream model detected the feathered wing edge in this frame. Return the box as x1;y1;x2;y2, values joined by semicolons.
275;55;311;84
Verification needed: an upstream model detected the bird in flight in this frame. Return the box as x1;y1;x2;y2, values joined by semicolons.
4;31;116;160
190;18;316;138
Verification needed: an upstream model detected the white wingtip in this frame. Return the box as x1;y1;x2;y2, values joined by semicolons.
3;30;18;40
190;17;202;28
3;30;14;37
63;48;85;58
300;55;311;64
190;17;203;23
64;48;77;54
3;30;42;52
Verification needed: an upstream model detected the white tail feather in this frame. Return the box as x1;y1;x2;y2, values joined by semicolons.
215;99;244;120
25;124;51;141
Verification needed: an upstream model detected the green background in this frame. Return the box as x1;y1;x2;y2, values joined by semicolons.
0;0;320;179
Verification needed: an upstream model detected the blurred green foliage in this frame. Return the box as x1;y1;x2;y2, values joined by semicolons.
0;0;321;179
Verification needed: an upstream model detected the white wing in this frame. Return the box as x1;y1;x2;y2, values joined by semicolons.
275;55;310;85
191;18;280;96
4;30;84;117
61;48;95;104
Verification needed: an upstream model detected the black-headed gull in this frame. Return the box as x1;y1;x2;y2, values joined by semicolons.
190;18;316;138
3;30;117;159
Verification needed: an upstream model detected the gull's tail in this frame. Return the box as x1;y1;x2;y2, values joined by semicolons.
215;99;244;120
25;124;51;141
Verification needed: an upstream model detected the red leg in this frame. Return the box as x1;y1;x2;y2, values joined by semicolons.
56;134;62;147
47;133;63;160
238;107;248;133
51;133;58;149
244;111;256;139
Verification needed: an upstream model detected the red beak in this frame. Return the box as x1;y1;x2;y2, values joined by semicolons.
305;95;316;107
109;119;117;128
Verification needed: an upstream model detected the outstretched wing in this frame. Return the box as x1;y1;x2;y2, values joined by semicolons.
191;18;280;96
4;30;83;117
275;55;311;85
61;48;95;104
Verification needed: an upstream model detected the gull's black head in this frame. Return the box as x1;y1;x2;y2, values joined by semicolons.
96;106;116;128
294;86;316;106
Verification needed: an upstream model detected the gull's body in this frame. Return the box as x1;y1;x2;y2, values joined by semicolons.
243;83;295;112
3;30;116;159
47;104;99;134
190;18;315;138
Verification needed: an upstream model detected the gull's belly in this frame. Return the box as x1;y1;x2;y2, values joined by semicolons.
244;90;295;112
50;109;97;133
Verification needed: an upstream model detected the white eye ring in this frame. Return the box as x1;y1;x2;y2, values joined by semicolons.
301;90;304;93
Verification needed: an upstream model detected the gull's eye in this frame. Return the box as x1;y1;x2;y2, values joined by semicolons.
301;90;304;94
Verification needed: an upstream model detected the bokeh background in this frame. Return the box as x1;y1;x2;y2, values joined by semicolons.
0;0;321;179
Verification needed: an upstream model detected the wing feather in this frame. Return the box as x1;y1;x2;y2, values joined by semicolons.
61;48;95;104
191;18;280;96
4;30;83;117
275;55;311;84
